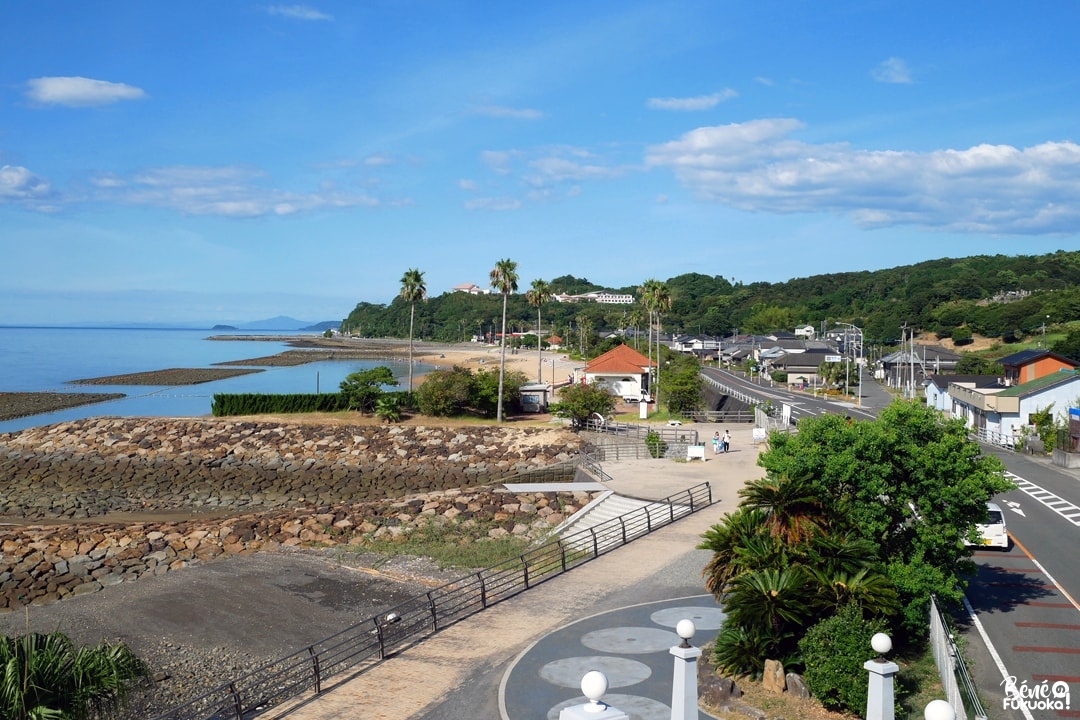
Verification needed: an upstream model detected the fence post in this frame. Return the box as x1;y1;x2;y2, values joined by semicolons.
428;591;438;632
865;633;899;720
522;555;530;589
229;682;243;720
559;539;567;571
309;646;321;694
590;527;599;557
478;571;488;608
619;516;627;544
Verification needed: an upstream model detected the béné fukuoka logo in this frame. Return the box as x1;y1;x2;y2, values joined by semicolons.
1002;677;1072;712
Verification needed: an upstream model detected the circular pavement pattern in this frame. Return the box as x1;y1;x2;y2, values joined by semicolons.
502;596;725;720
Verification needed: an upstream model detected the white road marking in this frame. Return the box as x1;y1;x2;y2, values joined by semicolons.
1006;472;1080;527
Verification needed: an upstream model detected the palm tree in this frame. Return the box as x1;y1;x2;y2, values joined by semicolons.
489;258;519;422
637;279;660;399
737;473;828;545
649;281;671;402
638;279;671;404
526;279;552;382
399;268;427;396
0;631;147;720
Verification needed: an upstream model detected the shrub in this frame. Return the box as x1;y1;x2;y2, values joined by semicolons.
645;430;667;458
798;603;886;714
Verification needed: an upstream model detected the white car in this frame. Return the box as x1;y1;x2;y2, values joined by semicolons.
966;502;1009;549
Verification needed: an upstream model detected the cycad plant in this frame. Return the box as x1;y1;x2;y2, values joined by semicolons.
0;631;147;720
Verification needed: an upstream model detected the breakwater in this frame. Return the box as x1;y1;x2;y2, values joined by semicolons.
0;417;595;610
0;417;588;518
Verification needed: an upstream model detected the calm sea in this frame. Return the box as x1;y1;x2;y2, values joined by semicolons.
0;327;416;434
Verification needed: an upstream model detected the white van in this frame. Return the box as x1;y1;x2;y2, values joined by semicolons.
967;502;1009;549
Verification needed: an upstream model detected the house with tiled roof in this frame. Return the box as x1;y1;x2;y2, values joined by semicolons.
581;343;655;401
949;369;1080;446
997;349;1079;386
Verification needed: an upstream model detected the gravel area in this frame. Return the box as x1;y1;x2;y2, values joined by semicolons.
0;547;466;718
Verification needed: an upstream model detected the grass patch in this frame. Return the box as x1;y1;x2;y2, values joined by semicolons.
346;518;531;570
896;644;946;719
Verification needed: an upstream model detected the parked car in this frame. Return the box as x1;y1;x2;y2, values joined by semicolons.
965;502;1009;549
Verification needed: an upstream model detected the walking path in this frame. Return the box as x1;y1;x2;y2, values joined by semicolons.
272;423;765;720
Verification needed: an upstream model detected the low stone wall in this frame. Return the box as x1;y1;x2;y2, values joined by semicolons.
0;486;600;611
0;417;588;519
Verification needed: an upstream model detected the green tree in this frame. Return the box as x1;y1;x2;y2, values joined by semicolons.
526;279;553;382
490;258;519;422
951;325;973;345
399;268;427;395
550;383;616;429
470;367;528;418
0;631;147;720
1053;328;1080;362
415;366;473;417
758;401;1014;634
339;366;399;414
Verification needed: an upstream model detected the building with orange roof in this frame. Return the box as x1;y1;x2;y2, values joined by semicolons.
582;343;655;402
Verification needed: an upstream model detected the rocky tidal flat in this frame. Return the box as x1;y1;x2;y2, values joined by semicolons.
0;415;595;715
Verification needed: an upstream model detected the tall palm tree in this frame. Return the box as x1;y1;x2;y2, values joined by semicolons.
399;268;427;396
637;279;661;400
490;258;519;422
0;631;147;720
526;279;552;382
637;279;671;404
649;281;672;403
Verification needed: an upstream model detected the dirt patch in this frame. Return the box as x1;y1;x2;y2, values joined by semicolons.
70;367;263;386
0;391;126;421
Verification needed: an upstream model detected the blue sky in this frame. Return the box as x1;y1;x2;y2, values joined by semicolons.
2;2;1078;325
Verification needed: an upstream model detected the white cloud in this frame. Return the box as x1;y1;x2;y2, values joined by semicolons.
0;165;51;200
25;76;147;107
97;165;380;216
474;105;543;120
527;156;623;183
645;119;1080;234
646;90;737;111
364;153;395;166
464;197;521;211
266;4;333;21
480;150;520;175
457;179;478;191
871;57;913;84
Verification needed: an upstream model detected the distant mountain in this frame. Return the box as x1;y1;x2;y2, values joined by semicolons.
237;316;312;330
300;321;340;331
211;324;238;331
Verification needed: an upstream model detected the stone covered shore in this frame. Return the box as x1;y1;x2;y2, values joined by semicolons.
0;417;595;611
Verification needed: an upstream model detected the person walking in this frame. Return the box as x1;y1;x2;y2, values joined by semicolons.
722;430;732;453
712;432;720;455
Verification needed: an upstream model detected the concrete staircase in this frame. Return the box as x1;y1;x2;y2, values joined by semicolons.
549;491;687;551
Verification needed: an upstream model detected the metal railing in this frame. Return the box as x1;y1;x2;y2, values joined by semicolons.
929;596;986;720
149;481;713;720
582;418;699;445
683;410;755;423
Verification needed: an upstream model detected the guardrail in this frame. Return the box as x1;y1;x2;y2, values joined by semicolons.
582;418;699;445
149;481;713;720
683;410;755;423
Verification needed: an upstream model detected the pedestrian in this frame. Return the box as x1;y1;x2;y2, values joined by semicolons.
712;431;720;455
723;430;731;453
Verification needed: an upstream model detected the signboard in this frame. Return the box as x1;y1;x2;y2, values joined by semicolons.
825;355;843;363
752;428;768;444
687;445;706;461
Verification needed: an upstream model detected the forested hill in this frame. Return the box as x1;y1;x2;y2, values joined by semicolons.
342;250;1080;345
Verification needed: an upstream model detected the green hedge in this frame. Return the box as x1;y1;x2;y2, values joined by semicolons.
211;393;351;416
